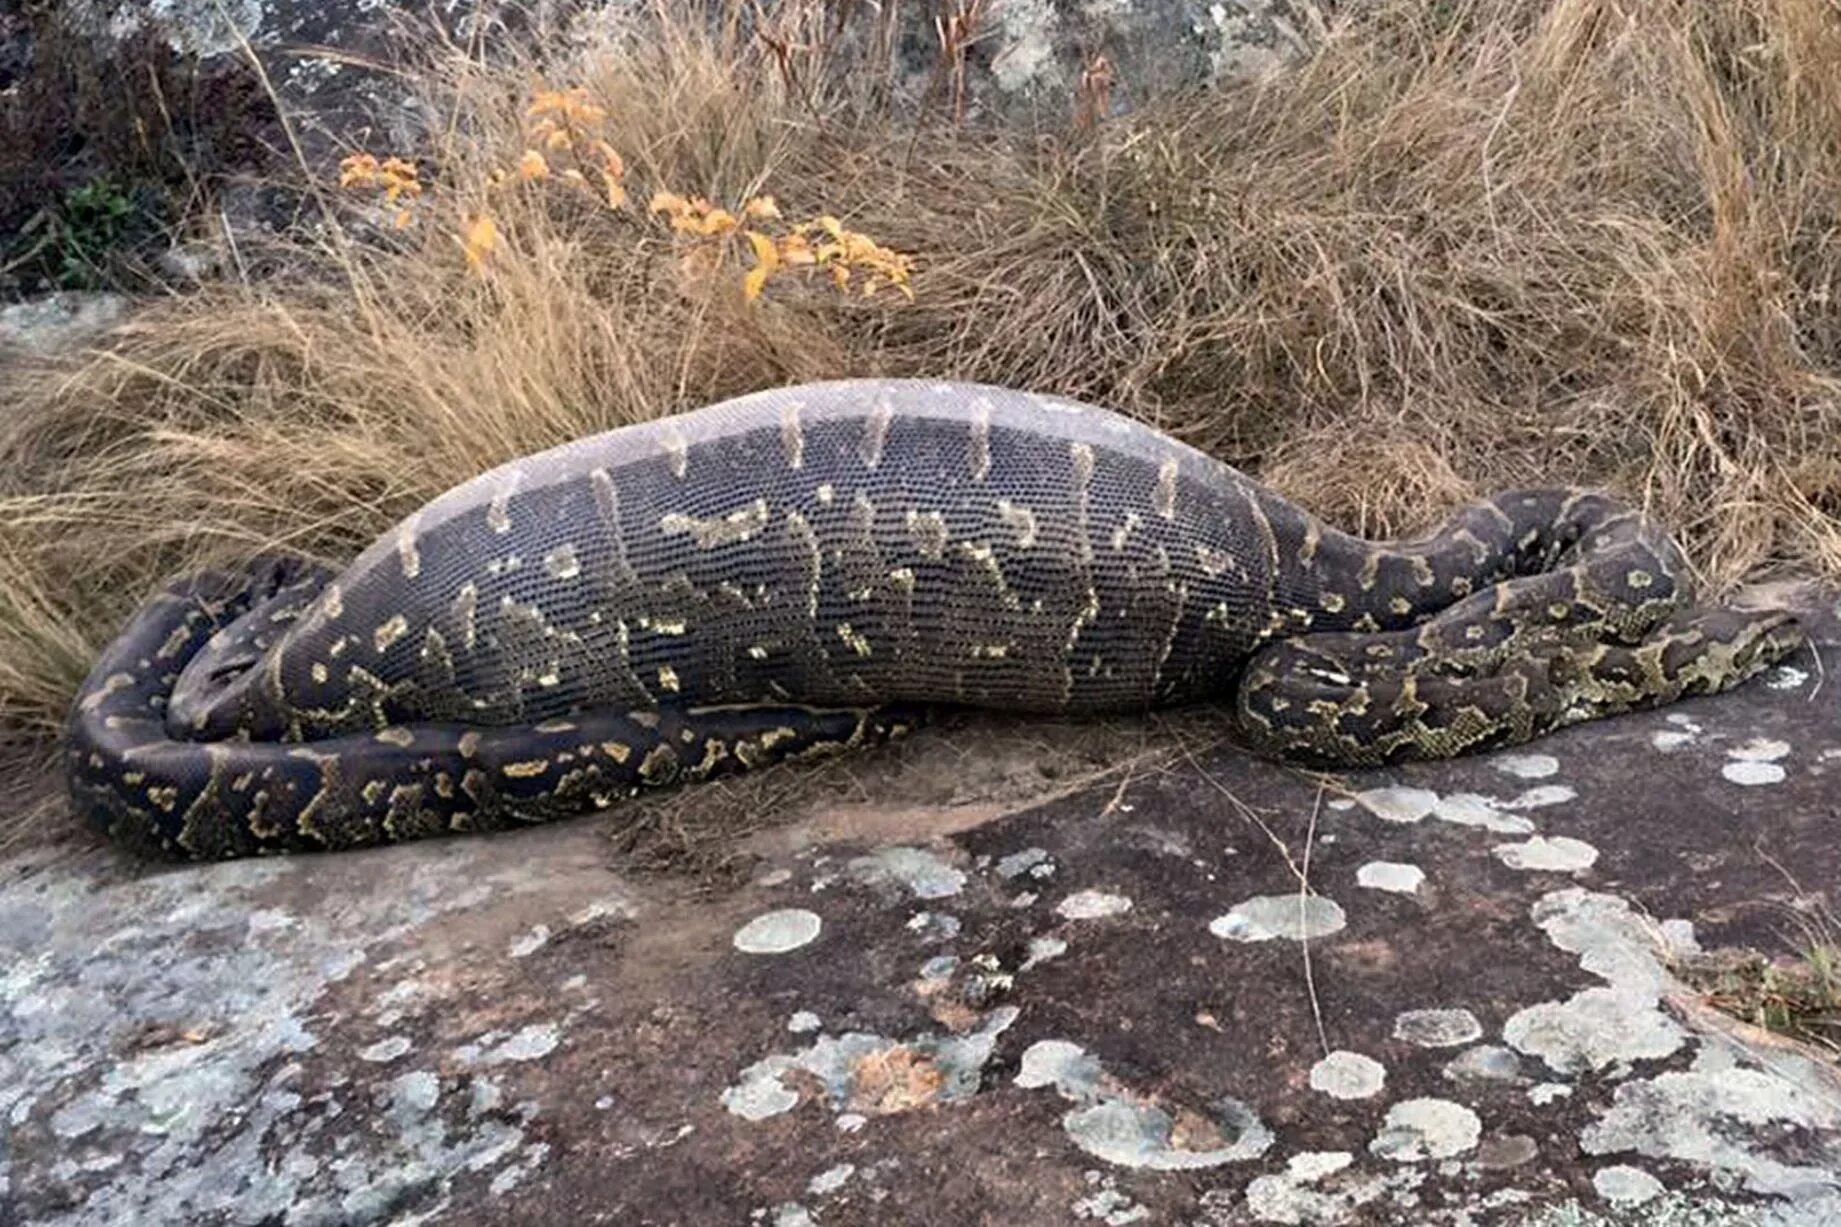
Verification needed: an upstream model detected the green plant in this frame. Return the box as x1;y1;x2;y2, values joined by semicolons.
50;178;141;289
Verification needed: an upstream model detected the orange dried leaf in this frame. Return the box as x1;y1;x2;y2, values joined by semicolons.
461;214;498;272
589;140;624;177
392;207;414;230
743;195;782;220
528;88;567;117
518;150;549;181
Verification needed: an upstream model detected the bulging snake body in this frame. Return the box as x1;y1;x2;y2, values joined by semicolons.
67;380;1804;858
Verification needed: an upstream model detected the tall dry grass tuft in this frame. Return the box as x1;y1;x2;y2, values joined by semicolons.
3;0;1840;768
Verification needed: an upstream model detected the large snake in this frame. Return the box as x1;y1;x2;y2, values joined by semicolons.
66;380;1804;859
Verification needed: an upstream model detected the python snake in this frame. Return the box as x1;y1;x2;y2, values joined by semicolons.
66;380;1805;859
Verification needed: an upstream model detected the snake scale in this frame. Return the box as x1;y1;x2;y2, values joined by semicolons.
67;379;1804;859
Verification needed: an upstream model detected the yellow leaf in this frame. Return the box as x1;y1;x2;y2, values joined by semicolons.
743;195;781;220
561;168;587;186
393;207;413;229
461;214;498;272
601;170;627;209
743;263;770;302
700;208;738;235
545;127;574;151
650;191;690;216
831;264;850;289
817;214;845;240
745;230;779;274
518;150;549;180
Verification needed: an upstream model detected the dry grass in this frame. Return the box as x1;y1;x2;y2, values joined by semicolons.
4;0;1841;810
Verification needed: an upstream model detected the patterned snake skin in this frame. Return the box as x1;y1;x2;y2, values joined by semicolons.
67;380;1805;859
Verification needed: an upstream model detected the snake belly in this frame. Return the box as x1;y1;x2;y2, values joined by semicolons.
64;380;1806;858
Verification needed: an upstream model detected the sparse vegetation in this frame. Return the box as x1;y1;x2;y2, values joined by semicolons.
1683;944;1841;1055
0;11;279;295
3;0;1841;848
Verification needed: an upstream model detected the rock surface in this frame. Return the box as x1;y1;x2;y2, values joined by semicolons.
4;592;1838;1225
57;0;1324;140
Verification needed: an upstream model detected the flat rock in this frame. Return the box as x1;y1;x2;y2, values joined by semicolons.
3;592;1839;1225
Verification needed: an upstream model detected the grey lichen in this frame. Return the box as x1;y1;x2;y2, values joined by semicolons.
1015;1039;1274;1170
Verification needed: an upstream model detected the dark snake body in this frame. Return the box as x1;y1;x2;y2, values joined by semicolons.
66;380;1804;859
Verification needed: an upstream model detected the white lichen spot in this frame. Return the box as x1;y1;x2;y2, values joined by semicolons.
1369;1098;1481;1162
1722;760;1787;786
1652;712;1705;751
1015;1039;1272;1170
996;847;1052;879
508;924;551;958
1357;861;1425;895
1715;729;1789;777
1354;786;1438;824
1529;1083;1573;1105
807;1163;855;1196
772;1203;816;1227
1243;1151;1366;1223
906;911;962;942
733;909;823;955
1430;793;1535;835
1501;784;1577;810
847;846;967;899
1057;890;1133;920
1593;1164;1663;1205
1503;889;1690;1075
490;1024;560;1064
1392;1009;1484;1048
1492;836;1599;873
1441;1045;1524;1084
1308;1051;1385;1100
723;1058;805;1121
358;1035;413;1063
1020;936;1069;971
1495;753;1559;780
1580;1056;1841;1200
389;1070;441;1116
1071;1183;1148;1225
1766;665;1809;690
835;1113;866;1133
1209;894;1346;943
787;1011;821;1033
